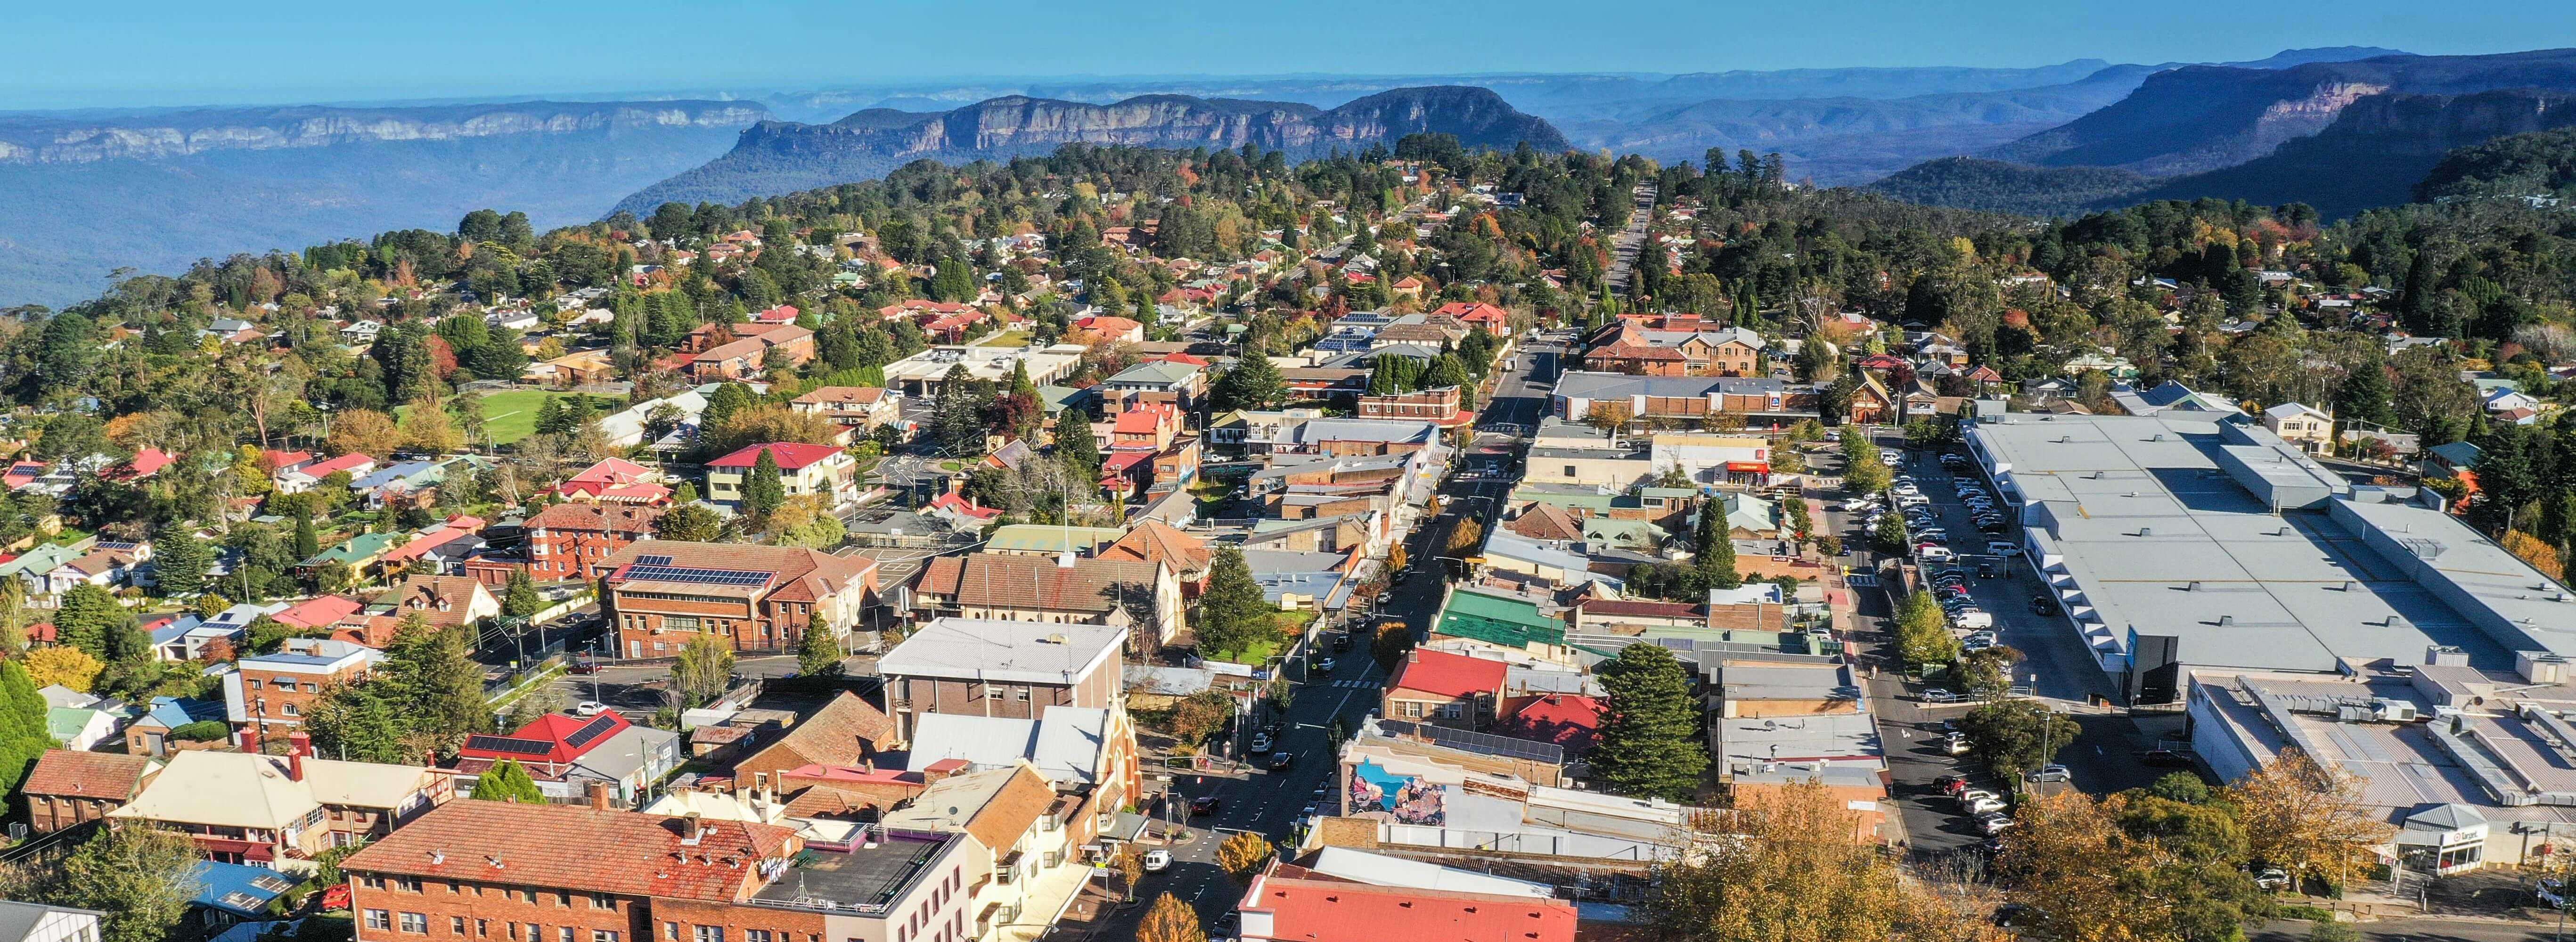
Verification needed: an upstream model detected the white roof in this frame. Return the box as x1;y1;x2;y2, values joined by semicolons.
1307;847;1555;898
2264;402;2330;421
905;705;1108;785
300;757;432;809
111;751;321;829
880;618;1126;687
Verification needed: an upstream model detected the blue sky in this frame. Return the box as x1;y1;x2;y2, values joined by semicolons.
8;0;2576;110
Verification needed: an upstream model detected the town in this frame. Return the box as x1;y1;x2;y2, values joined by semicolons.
0;115;2570;942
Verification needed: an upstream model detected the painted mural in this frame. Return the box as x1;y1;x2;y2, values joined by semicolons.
1348;760;1446;825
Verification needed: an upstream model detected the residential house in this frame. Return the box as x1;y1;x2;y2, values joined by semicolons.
1381;649;1507;729
554;457;674;505
45;705;118;750
0;901;104;942
277;453;376;494
1580;324;1765;377
602;540;879;656
789;386;904;435
877;618;1127;742
685;324;815;383
725;691;899;797
1430;301;1513;337
22;750;159;834
2262;402;2335;454
453;712;681;805
908;552;1181;644
111;740;450;862
1099;358;1207;412
361;575;500;635
705;442;859;510
148;602;285;661
1096;521;1214;596
220;638;382;751
125;696;226;758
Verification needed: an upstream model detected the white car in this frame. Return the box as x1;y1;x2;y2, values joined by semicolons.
1843;498;1880;512
1916;545;1955;563
1878;451;1901;466
1142;849;1172;872
573;701;608;717
1987;541;2024;557
1953;610;1994;631
1965;796;2008;815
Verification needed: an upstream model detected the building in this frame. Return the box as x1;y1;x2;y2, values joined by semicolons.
1580;324;1764;377
278;453;376;494
1966;410;2576;702
1355;386;1472;428
908;552;1181;644
2262;402;2335;454
111;740;450;862
705;443;858;510
726;692;899;795
0;901;104;942
1095;521;1214;595
883;345;1084;397
1646;434;1773;486
466;502;666;586
1550;372;1814;426
1098;358;1206;412
876;763;1089;942
365;575;501;632
1235;856;1576;942
877;618;1127;742
1381;649;1507;730
685;324;814;382
1336;717;1708;863
22;749;158;834
790;386;904;434
602;541;879;657
124;696;225;758
455;712;682;805
221;639;381;751
555;458;674;506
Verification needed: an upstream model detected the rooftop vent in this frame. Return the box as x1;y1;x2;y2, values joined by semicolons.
2136;526;2153;537
2217;614;2235;626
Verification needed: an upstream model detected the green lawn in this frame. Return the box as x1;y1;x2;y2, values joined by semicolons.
973;329;1033;347
398;390;608;446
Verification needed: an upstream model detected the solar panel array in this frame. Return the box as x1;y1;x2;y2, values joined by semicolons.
563;714;621;750
636;554;674;566
1376;719;1565;765
464;734;550;756
623;565;773;587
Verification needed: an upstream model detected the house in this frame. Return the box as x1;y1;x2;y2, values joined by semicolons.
1430;301;1513;337
789;386;904;434
532;349;618;388
148;602;286;661
1234;857;1577;942
45;705;119;750
877;618;1128;742
685;324;814;382
111;739;450;861
465;501;664;585
374;515;488;576
908;552;1182;643
453;711;681;805
1099;358;1207;412
1096;520;1214;595
2425;440;2484;480
2262;402;2335;454
0;901;105;942
1581;324;1765;377
1071;314;1145;343
554;457;673;505
269;595;365;634
188;861;305;935
22;749;159;833
705;442;858;509
277;453;376;494
363;575;500;633
1381;649;1508;730
220;638;382;751
603;540;879;656
876;762;1091;941
125;696;226;758
725;691;899;796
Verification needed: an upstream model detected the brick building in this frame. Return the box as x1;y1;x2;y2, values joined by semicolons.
876;618;1127;742
1380;649;1507;730
683;324;814;383
1355;386;1470;428
222;639;381;751
908;552;1181;644
705;443;858;510
602;541;878;657
22;750;158;834
466;502;667;586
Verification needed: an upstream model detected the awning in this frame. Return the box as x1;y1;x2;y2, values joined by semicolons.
1725;462;1770;473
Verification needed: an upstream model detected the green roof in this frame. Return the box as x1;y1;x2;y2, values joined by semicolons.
1433;587;1565;648
305;531;408;567
986;524;1126;555
48;706;104;742
1511;484;1612;512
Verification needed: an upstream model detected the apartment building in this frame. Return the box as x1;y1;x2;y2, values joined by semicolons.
706;443;858;510
876;619;1126;743
603;541;879;656
221;639;382;751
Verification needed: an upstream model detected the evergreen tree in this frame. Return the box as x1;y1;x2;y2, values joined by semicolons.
151;528;211;598
54;584;133;660
1211;352;1287;411
1421;352;1471;390
0;660;55;797
796;623;846;678
305;680;410;763
1590;644;1708;802
2334;350;2396;432
1194;546;1270;660
380;614;490;754
502;569;543;617
51;823;202;942
293;513;321;560
657;504;725;542
471;758;547;802
1694;497;1741;590
702;382;754;431
744;447;787;523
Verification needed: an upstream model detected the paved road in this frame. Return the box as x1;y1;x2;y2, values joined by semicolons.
1604;184;1656;298
2251;917;2570;941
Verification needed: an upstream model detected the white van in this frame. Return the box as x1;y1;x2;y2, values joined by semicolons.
1952;610;1994;631
1916;545;1955;563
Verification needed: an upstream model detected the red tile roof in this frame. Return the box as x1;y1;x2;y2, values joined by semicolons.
301;453;375;477
22;749;157;801
1387;649;1507;700
1504;694;1606;753
340;800;795;902
272;595;366;631
708;442;845;470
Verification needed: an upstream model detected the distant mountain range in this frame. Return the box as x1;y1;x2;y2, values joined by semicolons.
1870;49;2576;219
0;100;762;307
613;86;1566;216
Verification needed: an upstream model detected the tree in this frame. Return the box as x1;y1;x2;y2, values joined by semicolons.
1590;644;1707;802
1957;700;2079;780
293;513;321;560
1694;497;1741;590
2334;349;2395;432
51;824;203;942
671;632;735;708
2002;789;2272;942
657;503;725;542
54;584;133;660
1871;514;1910;555
327;408;401;459
1840;435;1890;495
1216;830;1273;883
1211;353;1287;411
502;569;543;618
1165;688;1233;745
1370;624;1416;672
1892;591;1957;668
305;680;410;763
1445;517;1485;556
0;661;54;797
1136;893;1205;942
1645;778;2001;942
742;447;787;524
2225;748;2394;889
796;622;845;677
1584;400;1634;439
23;646;104;692
1114;845;1147;902
379;615;490;754
151;529;211;598
471;758;548;802
1194;546;1270;660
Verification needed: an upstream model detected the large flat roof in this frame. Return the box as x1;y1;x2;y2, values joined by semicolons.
1972;412;2573;673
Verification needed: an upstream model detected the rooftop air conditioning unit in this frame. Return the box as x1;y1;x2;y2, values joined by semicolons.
2373;699;2420;723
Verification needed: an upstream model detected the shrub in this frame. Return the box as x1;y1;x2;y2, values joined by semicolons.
168;720;230;742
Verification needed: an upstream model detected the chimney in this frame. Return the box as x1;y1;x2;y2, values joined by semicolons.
588;781;614;811
1407;649;1420;664
288;732;311;781
860;758;875;774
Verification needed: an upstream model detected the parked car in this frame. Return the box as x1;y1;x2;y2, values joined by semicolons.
1249;733;1272;753
1315;656;1336;672
2030;595;2061;615
1917;545;1955;562
1944;733;1972;755
1143;849;1172;871
1921;688;1962;703
1976;562;2000;579
1957;788;1999;806
2253;867;2290;891
573;701;608;717
1965;795;2008;815
2031;764;2072;783
1979;813;2017;835
2139;749;2193;768
567;660;601;675
1986;541;2023;557
1190;796;1223;815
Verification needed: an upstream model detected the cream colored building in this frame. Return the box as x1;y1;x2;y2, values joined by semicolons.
2261;402;2334;454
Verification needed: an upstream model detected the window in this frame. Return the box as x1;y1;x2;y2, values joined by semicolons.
746;932;773;942
662;925;679;942
523;926;540;942
453;918;467;935
1400;701;1423;718
247;680;262;691
361;876;387;890
393;877;421;893
477;921;490;938
1564;465;1577;476
281;703;299;717
1439;702;1464;720
365;911;391;931
561;928;575;942
592;934;620;942
590;894;615;910
399;914;428;934
693;927;725;942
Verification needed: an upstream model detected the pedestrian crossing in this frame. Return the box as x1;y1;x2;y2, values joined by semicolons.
1847;573;1880;587
1320;679;1380;689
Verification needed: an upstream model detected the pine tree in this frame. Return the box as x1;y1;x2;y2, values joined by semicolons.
471;758;547;802
1212;352;1286;411
293;513;321;560
1194;546;1270;660
151;529;211;598
2334;350;2395;432
796;622;845;678
54;584;133;660
744;447;787;522
1694;497;1741;590
502;569;543;617
1056;411;1104;485
1590;644;1708;802
381;614;490;754
0;660;55;797
306;680;410;763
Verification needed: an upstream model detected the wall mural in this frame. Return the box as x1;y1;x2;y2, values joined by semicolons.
1348;760;1445;825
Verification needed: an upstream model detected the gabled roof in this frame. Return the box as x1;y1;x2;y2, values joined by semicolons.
708;442;845;470
1504;694;1606;753
22;749;156;801
339;800;793;902
1434;588;1566;649
735;692;896;772
1097;520;1213;575
297;453;375;478
458;711;633;766
1386;649;1508;700
1505;502;1584;542
912;553;1158;617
